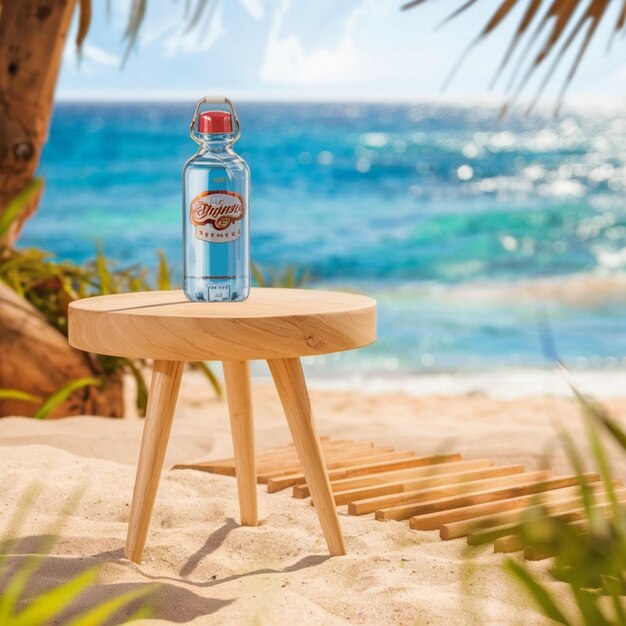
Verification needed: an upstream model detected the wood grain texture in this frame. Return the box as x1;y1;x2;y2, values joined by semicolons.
319;459;487;497
408;484;592;531
187;439;357;472
223;360;258;527
266;453;462;493
441;484;624;540
349;470;551;516
68;289;376;361
125;360;183;564
467;495;626;546
257;446;398;480
377;473;601;522
268;357;346;556
262;451;415;485
331;465;525;506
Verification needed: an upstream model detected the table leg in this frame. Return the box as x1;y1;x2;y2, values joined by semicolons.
267;357;347;556
125;360;184;564
222;360;258;526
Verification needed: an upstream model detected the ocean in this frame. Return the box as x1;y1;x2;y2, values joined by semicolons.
22;101;626;394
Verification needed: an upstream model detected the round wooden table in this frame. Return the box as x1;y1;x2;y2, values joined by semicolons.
68;288;376;563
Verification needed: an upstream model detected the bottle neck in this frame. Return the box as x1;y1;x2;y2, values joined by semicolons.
198;133;234;152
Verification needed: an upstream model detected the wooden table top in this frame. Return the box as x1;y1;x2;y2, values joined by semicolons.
68;288;376;361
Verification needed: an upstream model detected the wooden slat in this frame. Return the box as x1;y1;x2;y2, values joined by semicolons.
350;470;552;516
260;451;416;484
256;446;397;478
380;473;601;522
408;484;593;530
524;520;589;561
200;439;364;471
254;441;375;469
493;534;524;553
330;465;525;506
266;453;463;493
326;459;493;495
441;484;624;540
467;492;626;546
293;459;494;499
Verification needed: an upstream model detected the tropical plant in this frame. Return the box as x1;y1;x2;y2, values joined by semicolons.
251;261;310;289
405;0;624;113
0;238;223;418
0;486;157;625
469;384;626;625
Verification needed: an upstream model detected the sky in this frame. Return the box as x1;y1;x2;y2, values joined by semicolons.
57;0;626;104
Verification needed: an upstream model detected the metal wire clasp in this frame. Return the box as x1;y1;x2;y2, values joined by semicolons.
189;95;241;148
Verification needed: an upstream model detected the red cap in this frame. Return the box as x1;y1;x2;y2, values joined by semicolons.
198;110;233;134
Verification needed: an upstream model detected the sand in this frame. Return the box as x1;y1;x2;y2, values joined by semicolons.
2;370;625;625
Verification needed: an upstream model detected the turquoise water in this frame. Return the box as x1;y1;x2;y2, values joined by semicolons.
23;102;626;378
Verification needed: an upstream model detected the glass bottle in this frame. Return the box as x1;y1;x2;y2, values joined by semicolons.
183;98;250;301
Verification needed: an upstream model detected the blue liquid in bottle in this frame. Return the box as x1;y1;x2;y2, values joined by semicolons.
183;108;250;302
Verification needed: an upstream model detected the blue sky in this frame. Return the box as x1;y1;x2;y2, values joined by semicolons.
57;0;626;103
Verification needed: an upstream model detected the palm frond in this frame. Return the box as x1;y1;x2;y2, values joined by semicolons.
121;0;215;64
76;0;92;51
404;0;618;113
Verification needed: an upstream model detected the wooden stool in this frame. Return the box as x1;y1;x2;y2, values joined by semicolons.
68;288;376;563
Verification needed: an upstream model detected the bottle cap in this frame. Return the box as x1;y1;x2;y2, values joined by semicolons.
198;110;233;134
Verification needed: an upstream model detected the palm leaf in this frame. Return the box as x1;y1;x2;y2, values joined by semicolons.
121;358;149;415
156;250;171;290
192;361;223;398
33;377;101;420
0;389;42;404
76;0;92;51
405;0;619;112
0;178;43;242
65;585;157;626
95;245;114;295
504;558;570;624
251;261;266;288
10;568;99;626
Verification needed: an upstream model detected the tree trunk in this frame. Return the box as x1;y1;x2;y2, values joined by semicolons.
0;1;127;419
0;281;124;418
0;0;76;244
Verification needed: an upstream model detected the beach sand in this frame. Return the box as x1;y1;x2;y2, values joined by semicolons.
2;370;625;625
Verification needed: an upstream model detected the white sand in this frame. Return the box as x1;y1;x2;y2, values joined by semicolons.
2;371;625;625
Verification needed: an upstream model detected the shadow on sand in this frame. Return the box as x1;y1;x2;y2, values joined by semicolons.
0;522;329;624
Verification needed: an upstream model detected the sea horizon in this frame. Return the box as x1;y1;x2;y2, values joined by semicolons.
22;99;626;387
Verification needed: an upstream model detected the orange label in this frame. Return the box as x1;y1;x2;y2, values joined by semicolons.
190;190;245;243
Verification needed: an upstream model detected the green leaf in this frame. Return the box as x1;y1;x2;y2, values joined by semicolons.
95;245;115;295
0;178;43;241
570;587;609;626
0;389;42;404
65;585;157;626
34;378;101;420
192;361;223;398
505;559;570;625
156;250;171;290
11;568;99;626
571;386;624;529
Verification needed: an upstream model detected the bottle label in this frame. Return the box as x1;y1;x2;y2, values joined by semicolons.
190;190;245;243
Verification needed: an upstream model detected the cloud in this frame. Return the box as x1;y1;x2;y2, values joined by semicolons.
162;3;225;58
259;0;362;86
62;42;120;73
